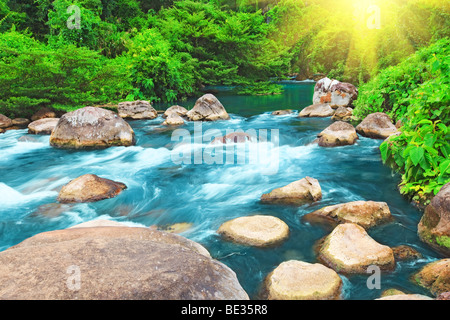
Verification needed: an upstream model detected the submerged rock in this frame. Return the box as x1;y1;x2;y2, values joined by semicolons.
218;215;289;247
49;106;135;149
0;224;249;300
298;104;335;118
186;94;230;121
317;121;359;147
413;259;450;297
418;182;450;256
303;200;392;229
264;260;342;300
391;245;423;261
313;77;358;108
272;110;293;116
356;112;399;139
158;222;194;234
28;118;60;135
211;132;255;144
318;223;395;274
57;174;127;203
261;177;322;205
118;100;158;120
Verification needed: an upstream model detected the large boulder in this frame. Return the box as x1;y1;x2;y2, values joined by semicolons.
264;260;342;300
317;121;359;147
313;78;358;108
0;223;249;300
261;177;322;205
186;94;230;121
0;114;12;129
418;183;450;256
303;201;392;229
28;118;60;135
318;223;395;274
356;112;399;139
57;174;127;203
413;259;450;297
49;107;135;149
118;100;157;120
217;215;289;247
298;104;335;118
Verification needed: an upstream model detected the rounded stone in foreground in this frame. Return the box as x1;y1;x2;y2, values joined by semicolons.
265;260;342;300
0;226;249;300
218;215;289;247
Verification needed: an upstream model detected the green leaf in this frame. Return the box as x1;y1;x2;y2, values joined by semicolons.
410;146;425;166
439;160;450;175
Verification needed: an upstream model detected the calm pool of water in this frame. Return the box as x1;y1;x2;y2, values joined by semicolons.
0;82;443;300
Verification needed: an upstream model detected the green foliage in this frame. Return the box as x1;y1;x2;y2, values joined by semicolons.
0;0;449;115
364;38;450;204
124;28;197;103
0;30;131;118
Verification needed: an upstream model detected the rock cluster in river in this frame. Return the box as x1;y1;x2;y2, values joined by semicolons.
0;221;249;300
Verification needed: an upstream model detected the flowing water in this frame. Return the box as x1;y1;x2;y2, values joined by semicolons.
0;82;443;300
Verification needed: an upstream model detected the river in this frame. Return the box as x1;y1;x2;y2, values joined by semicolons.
0;81;443;299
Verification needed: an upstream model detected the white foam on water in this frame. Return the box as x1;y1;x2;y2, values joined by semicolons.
0;183;58;207
0;139;49;163
194;183;233;200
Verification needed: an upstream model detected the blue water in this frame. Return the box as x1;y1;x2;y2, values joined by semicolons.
0;82;443;300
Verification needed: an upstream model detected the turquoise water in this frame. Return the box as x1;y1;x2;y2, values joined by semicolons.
0;82;443;300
